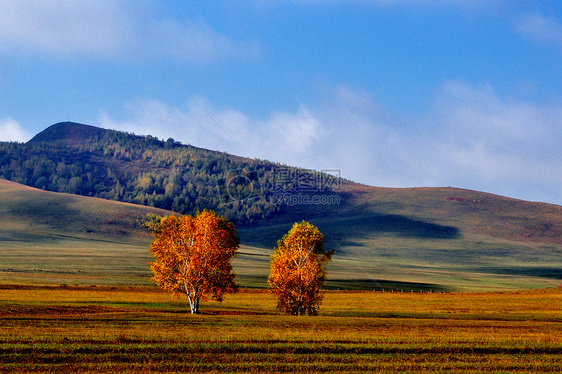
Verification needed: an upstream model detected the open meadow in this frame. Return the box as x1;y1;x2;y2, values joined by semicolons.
2;179;562;292
1;179;562;372
0;285;561;373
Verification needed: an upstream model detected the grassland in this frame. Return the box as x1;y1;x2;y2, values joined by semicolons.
0;285;560;373
2;129;561;372
0;179;168;285
2;178;562;291
239;184;562;291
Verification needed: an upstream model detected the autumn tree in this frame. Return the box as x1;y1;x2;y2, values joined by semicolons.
268;221;333;316
149;210;239;314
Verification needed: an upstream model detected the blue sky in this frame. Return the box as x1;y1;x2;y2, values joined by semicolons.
1;1;562;205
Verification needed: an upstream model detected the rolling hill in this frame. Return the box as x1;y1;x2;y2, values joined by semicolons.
0;123;561;291
0;179;168;285
239;182;562;291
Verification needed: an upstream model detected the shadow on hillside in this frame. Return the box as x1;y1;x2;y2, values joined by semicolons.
10;197;81;228
240;213;460;249
324;278;452;292
317;214;460;247
474;266;562;280
358;214;459;238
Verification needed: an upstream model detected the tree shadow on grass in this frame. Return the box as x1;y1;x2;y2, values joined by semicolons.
324;278;452;292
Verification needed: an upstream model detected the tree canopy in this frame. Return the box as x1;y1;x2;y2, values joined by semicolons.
149;210;239;314
268;221;333;316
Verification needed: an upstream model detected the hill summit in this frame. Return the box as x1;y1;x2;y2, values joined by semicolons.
28;122;107;146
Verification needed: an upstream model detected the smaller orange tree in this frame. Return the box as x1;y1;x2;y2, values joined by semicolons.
149;210;239;314
268;221;333;316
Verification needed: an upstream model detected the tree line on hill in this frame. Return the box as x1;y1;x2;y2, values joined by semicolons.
0;125;340;225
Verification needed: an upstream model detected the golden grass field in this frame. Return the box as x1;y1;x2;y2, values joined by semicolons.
1;285;560;373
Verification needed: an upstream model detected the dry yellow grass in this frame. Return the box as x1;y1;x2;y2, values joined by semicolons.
1;285;560;373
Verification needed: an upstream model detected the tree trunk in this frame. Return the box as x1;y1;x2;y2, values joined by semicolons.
188;295;199;314
184;281;199;314
296;290;303;316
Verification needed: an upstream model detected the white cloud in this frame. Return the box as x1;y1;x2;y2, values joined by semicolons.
423;81;562;201
515;12;562;46
0;0;132;58
147;19;259;63
0;117;32;142
251;108;322;158
99;98;241;153
98;99;322;162
0;0;258;62
99;80;562;204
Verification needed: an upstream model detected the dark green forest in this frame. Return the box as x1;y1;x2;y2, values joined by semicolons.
0;122;342;225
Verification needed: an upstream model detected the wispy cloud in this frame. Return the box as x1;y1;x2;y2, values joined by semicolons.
515;12;562;46
99;80;562;204
148;19;259;63
0;0;132;58
98;99;322;160
0;0;259;62
430;81;562;193
0;117;32;142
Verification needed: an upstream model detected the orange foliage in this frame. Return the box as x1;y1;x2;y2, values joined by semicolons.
268;221;333;316
149;210;239;313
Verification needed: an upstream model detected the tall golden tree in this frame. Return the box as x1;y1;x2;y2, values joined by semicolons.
149;210;239;314
268;221;333;316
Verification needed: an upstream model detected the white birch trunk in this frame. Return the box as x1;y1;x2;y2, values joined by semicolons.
187;295;199;314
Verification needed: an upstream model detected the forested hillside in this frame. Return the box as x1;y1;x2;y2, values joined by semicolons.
0;122;341;225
